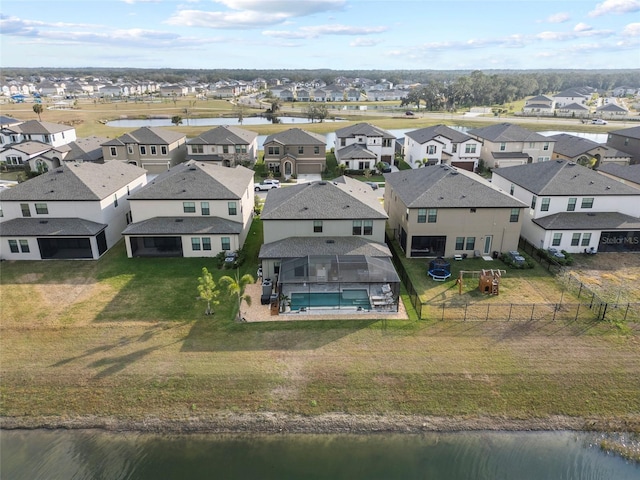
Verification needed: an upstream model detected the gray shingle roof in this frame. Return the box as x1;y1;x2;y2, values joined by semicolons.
122;216;242;235
384;165;526;209
336;143;378;160
0;161;147;201
264;128;325;146
533;212;640;230
548;133;602;157
598;164;640;185
334;122;395;139
596;103;627;112
2;141;51;155
261;176;387;220
187;126;257;146
128;160;253;200
0;115;21;126
11;120;74;135
558;102;589;111
468;123;550;143
102;127;185;147
259;236;391;259
404;124;472;144
493;160;640;196
609;126;640;140
0;217;107;236
64;136;109;162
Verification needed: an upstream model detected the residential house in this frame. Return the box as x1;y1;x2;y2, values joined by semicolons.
63;136;110;163
606;126;640;165
549;133;630;167
0;162;147;260
1;141;58;168
553;88;592;108
122;160;254;258
262;128;326;178
259;177;400;313
384;165;526;258
102;127;187;174
403;124;482;171
491;160;640;253
597;164;640;190
334;123;396;170
468;123;555;168
555;102;590;118
522;95;555;116
596;103;629;119
1;120;77;148
0;116;22;129
186;126;258;166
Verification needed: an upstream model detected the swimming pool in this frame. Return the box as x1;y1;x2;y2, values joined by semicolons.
290;290;371;311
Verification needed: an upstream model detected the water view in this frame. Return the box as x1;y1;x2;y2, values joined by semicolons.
106;116;346;128
2;430;637;479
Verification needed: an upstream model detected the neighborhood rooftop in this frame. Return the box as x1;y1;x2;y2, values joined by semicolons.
187;125;258;145
468;123;551;143
103;126;185;146
404;124;473;144
263;128;325;145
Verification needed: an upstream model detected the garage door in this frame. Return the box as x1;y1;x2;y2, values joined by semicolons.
297;163;322;174
451;161;474;172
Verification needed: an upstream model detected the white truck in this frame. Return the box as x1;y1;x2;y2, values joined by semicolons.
254;179;281;191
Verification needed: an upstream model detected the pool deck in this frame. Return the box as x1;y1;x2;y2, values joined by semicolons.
242;283;408;322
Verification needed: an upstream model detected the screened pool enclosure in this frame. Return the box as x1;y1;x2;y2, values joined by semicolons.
276;255;401;313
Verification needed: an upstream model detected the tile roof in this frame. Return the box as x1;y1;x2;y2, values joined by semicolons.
261;176;387;220
533;212;640;230
598;164;640;185
404;124;472;144
384;165;526;209
0;161;147;201
187;126;257;146
334;122;396;139
128;160;253;200
103;127;185;146
468;123;550;143
0;217;107;236
264;128;325;146
259;236;391;259
122;216;242;235
493;160;640;196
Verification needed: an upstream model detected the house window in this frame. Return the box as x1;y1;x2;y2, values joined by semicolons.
510;184;515;195
201;202;210;215
581;233;592;246
466;237;476;250
202;237;211;250
191;237;201;251
192;145;203;154
465;144;476;154
314;146;320;154
140;146;147;155
452;144;457;153
363;220;373;235
552;233;562;246
223;145;229;154
510;208;520;222
221;237;231;251
0;205;3;217
228;202;237;216
113;194;118;208
571;233;581;246
19;239;29;253
267;146;280;155
427;209;437;223
530;196;537;210
7;156;22;165
581;197;594;209
417;208;427;223
161;146;167;155
382;139;392;147
183;202;196;213
358;161;369;170
567;198;577;211
543;142;549;151
35;203;48;215
110;147;117;156
427;145;436;155
352;220;362;235
127;145;134;154
541;198;550;212
455;237;465;250
499;142;506;151
150;146;157;155
20;203;31;217
298;146;304;154
313;221;323;233
340;138;346;147
8;240;19;253
470;208;476;213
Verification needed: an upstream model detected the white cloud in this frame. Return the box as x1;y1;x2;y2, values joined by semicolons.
622;22;640;35
350;37;378;47
589;0;640;17
122;0;162;3
547;12;570;23
213;0;346;16
574;23;593;32
262;24;387;39
167;9;288;28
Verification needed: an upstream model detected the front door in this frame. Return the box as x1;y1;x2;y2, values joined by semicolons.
483;235;493;255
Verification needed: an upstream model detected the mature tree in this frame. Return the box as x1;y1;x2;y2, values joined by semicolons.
33;103;43;121
219;272;255;322
197;267;219;315
233;103;246;124
171;115;182;126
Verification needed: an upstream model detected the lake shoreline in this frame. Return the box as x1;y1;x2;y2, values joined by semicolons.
2;412;639;435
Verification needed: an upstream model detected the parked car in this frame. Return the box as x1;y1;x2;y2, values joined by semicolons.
591;118;607;125
254;179;280;191
405;111;415;116
365;181;379;190
378;162;392;173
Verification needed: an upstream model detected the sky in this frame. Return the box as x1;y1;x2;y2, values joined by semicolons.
1;0;639;71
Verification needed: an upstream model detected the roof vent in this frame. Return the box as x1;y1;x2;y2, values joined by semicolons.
39;220;48;224
326;239;335;244
343;205;350;209
318;181;327;185
587;213;596;216
50;190;54;193
450;171;459;175
605;186;611;190
56;169;63;173
182;189;186;192
189;167;196;171
589;181;594;184
175;219;183;222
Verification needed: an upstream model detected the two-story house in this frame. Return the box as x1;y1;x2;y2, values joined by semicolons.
522;95;555;116
0;162;147;260
259;177;400;313
549;133;630;167
334;123;396;170
606;126;640;165
102;127;187;174
553;88;592;108
403;125;482;172
0;119;77;150
186;126;258;166
597;164;640;190
122;160;254;258
384;165;526;259
491;160;640;253
262;128;326;178
468;123;555;168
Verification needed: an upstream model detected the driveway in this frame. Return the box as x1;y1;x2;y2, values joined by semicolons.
296;174;322;183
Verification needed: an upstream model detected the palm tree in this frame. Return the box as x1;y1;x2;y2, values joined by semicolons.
219;272;255;322
197;267;219;315
33;103;43;121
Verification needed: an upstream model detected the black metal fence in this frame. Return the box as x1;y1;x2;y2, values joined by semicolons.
517;237;565;274
423;302;598;323
386;231;422;319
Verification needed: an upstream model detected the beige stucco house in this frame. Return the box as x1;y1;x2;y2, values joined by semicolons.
262;128;326;179
186;125;258;166
122;160;254;258
384;165;526;258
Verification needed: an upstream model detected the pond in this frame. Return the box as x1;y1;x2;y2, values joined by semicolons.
106;116;346;128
